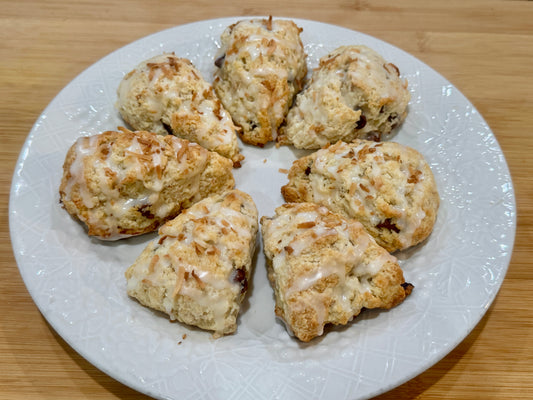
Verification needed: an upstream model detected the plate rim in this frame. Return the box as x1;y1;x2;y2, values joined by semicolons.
9;16;517;400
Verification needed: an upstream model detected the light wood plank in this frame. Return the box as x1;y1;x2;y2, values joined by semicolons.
1;1;532;398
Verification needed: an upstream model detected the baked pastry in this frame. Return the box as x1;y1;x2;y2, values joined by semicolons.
125;189;258;337
116;53;244;166
213;16;307;147
59;128;234;240
261;202;413;342
277;45;410;149
281;140;439;252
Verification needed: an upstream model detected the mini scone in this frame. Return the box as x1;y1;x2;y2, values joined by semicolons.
261;203;413;342
278;45;410;149
125;189;258;337
213;16;307;147
117;53;244;166
281;140;439;252
59;128;235;240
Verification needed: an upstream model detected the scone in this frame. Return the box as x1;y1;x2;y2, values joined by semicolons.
281;140;439;252
117;53;244;166
213;16;307;147
261;202;413;342
125;189;258;337
59;128;234;240
278;45;410;149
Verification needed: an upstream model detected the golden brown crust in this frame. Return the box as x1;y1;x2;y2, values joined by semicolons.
117;53;244;166
213;17;307;147
278;45;410;149
125;189;258;336
261;202;412;342
281;140;439;252
59;128;234;240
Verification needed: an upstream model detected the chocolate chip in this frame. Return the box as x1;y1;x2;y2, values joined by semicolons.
401;282;414;295
355;114;367;130
232;268;248;294
214;54;225;68
387;112;400;129
138;204;154;219
304;165;312;175
162;121;173;135
376;218;400;233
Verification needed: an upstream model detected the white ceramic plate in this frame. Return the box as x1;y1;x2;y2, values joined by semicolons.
9;17;516;400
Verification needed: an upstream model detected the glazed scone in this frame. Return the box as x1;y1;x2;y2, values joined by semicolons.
278;45;410;149
125;189;258;337
117;53;244;166
213;16;307;147
281;140;439;252
261;203;413;342
59;128;235;240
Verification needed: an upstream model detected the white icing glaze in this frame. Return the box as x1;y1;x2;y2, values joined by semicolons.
141;191;257;331
221;21;302;77
214;18;306;142
62;131;215;240
119;54;238;154
64;135;99;208
309;141;429;246
264;205;402;333
326;46;406;106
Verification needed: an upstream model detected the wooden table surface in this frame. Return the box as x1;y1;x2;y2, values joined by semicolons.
1;0;532;399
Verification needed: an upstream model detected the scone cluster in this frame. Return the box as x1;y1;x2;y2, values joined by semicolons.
59;16;439;342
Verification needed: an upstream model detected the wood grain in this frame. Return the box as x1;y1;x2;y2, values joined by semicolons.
1;0;532;398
